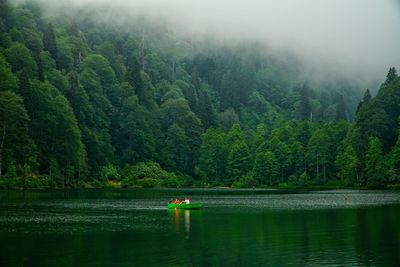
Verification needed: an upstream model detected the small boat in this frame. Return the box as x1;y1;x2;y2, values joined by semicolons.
167;203;203;210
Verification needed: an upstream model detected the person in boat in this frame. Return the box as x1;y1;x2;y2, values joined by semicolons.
174;198;181;204
183;197;190;204
168;199;174;204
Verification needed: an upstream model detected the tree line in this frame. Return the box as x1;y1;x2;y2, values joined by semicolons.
0;0;399;189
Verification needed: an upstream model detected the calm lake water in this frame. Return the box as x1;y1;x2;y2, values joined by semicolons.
0;189;399;267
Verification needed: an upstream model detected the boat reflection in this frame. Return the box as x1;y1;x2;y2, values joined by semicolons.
169;209;202;238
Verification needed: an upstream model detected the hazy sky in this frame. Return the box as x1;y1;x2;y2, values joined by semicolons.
23;0;400;84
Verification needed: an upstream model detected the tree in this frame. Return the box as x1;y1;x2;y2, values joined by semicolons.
356;89;371;113
4;43;37;77
80;54;118;98
0;91;37;176
197;87;215;128
364;137;386;188
220;71;239;111
350;100;394;160
113;96;155;165
226;141;251;184
29;81;86;185
257;137;290;183
0;54;18;92
335;94;347;121
218;108;239;131
307;128;332;183
179;112;203;175
79;58;115;169
389;131;400;170
253;123;267;152
227;123;245;148
335;146;358;185
253;151;279;185
295;85;312;121
140;71;156;110
388;130;400;183
385;67;397;84
162;123;189;172
43;23;58;62
0;0;14;30
126;55;143;98
176;80;198;112
198;128;227;182
66;70;89;121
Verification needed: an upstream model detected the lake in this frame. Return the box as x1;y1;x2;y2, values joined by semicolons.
0;189;399;266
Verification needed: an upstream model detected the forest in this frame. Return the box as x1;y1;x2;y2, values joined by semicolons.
0;0;399;189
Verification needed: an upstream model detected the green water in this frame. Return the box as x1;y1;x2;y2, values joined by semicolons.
0;189;399;267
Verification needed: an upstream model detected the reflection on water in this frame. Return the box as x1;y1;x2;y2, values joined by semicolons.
184;210;190;235
170;209;200;238
0;189;399;267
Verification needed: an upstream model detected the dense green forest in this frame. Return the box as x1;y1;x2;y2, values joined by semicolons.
0;0;399;189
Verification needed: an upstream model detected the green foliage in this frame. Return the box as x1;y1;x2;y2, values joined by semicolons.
113;96;155;164
121;161;178;188
43;23;58;62
218;108;239;131
0;90;37;177
335;146;358;186
4;42;37;77
0;54;18;91
226;141;252;184
0;174;53;189
100;163;120;181
253;151;279;185
126;55;143;97
364;137;386;188
0;2;398;189
298;171;311;186
232;174;257;188
28;80;86;184
294;85;312;121
388;131;400;183
198;128;227;182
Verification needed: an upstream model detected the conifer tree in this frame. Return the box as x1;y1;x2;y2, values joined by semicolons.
126;55;143;100
43;23;58;63
385;67;398;84
356;89;372;113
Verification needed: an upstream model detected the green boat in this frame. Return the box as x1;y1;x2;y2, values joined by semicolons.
167;203;203;210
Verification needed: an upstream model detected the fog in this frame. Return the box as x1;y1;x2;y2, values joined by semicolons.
17;0;400;86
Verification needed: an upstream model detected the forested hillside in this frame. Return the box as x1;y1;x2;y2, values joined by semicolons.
0;0;399;189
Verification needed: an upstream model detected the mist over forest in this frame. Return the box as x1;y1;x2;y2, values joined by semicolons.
34;0;400;88
1;0;400;189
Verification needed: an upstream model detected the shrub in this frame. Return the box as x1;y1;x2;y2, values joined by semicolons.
136;178;161;188
233;174;258;188
121;161;175;187
162;174;184;188
298;171;311;186
22;174;53;189
100;163;121;181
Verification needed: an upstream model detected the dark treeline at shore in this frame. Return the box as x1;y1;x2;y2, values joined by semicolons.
0;0;399;189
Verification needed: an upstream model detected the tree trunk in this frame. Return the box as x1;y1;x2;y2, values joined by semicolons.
323;164;326;184
0;125;6;176
316;152;319;179
355;167;359;184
